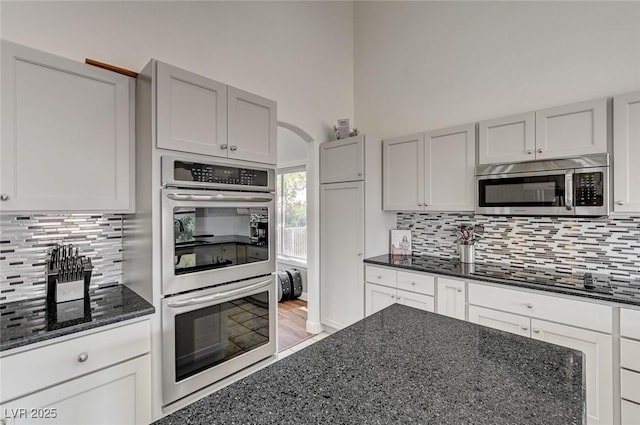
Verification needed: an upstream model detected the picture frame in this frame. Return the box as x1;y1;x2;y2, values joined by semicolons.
390;230;412;258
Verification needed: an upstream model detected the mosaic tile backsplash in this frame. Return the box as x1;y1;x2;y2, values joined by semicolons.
397;213;640;279
0;214;123;303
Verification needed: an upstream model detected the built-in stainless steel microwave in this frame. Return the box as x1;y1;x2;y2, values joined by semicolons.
475;154;609;216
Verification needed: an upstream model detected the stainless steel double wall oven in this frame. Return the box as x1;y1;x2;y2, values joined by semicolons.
160;156;277;405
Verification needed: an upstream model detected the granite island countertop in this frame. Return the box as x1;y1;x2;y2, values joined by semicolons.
0;284;155;352
155;304;585;425
365;254;640;307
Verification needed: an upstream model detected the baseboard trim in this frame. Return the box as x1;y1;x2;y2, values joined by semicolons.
306;320;323;334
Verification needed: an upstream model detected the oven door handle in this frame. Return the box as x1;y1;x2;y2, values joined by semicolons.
167;193;273;202
166;279;272;308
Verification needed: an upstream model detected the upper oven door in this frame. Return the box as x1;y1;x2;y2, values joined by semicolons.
476;170;574;216
162;188;275;296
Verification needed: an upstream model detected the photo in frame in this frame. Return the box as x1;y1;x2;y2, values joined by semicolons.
390;230;412;258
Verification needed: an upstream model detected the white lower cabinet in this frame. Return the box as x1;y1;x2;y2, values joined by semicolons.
468;305;530;338
620;308;640;425
364;266;434;316
468;282;613;425
0;320;151;425
436;278;466;320
1;356;150;425
622;400;640;425
530;319;613;425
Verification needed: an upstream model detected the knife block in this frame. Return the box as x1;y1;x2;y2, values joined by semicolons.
46;266;92;304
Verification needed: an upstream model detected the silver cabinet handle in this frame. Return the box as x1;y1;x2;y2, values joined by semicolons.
377;275;382;279
533;328;541;334
396;297;402;301
526;150;533;155
220;144;228;150
77;352;89;363
617;200;625;206
411;281;416;286
357;253;363;257
230;145;237;152
0;194;8;201
457;288;463;293
521;326;528;331
390;294;395;299
357;172;363;176
537;148;543;154
527;303;533;309
417;203;423;207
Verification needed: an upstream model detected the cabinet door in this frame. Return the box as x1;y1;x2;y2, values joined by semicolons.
613;91;640;212
227;86;277;164
365;283;396;316
436;278;466;320
321;182;364;329
156;61;228;157
478;112;535;164
382;133;424;211
396;289;434;313
468;305;530;337
0;41;133;212
236;245;247;265
319;136;364;184
621;400;640;425
424;123;475;211
531;319;613;425
221;244;237;265
535;98;607;160
1;356;150;425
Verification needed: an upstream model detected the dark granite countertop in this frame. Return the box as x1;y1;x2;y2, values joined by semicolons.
364;254;640;307
155;304;584;425
0;284;154;352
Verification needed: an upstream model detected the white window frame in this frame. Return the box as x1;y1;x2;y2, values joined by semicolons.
276;165;307;266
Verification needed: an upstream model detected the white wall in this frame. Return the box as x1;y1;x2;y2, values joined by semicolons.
354;1;640;139
277;127;308;168
1;1;354;144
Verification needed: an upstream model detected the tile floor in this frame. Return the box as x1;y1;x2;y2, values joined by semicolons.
277;331;331;360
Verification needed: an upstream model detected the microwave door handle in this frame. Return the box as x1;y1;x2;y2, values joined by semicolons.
565;172;573;211
167;193;273;202
167;279;272;308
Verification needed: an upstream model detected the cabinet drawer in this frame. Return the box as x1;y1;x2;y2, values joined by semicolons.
365;266;396;287
622;338;640;372
246;246;268;260
0;320;150;403
621;308;640;340
622;369;640;404
468;282;611;333
396;271;434;295
468;305;531;338
622;400;640;425
396;290;434;313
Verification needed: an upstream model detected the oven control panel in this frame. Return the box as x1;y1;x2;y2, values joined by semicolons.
574;172;604;206
172;160;270;187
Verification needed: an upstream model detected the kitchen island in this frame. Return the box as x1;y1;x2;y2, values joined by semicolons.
156;304;584;425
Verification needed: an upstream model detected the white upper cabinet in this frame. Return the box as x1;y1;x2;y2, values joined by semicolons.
383;133;424;211
383;124;475;212
155;61;276;164
478;98;608;165
227;86;277;164
0;41;134;212
613;91;640;213
478;112;535;164
156;61;227;157
320;136;365;184
535;98;607;160
424;123;475;211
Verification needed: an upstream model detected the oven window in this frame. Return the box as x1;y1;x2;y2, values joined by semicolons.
174;291;270;382
479;175;566;207
173;207;269;275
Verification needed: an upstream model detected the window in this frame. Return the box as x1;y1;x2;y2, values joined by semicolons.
276;168;306;261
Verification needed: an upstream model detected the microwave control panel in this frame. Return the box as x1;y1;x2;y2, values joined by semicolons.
574;172;604;206
174;161;269;187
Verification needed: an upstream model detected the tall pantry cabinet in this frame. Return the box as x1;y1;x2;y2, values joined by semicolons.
319;135;396;330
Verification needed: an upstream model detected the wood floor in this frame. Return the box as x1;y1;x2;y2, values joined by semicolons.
278;299;314;352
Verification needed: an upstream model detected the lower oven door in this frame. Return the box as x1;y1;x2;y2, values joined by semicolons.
162;275;277;406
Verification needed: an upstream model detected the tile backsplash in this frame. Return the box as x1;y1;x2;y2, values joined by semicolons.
397;213;640;279
0;214;124;303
